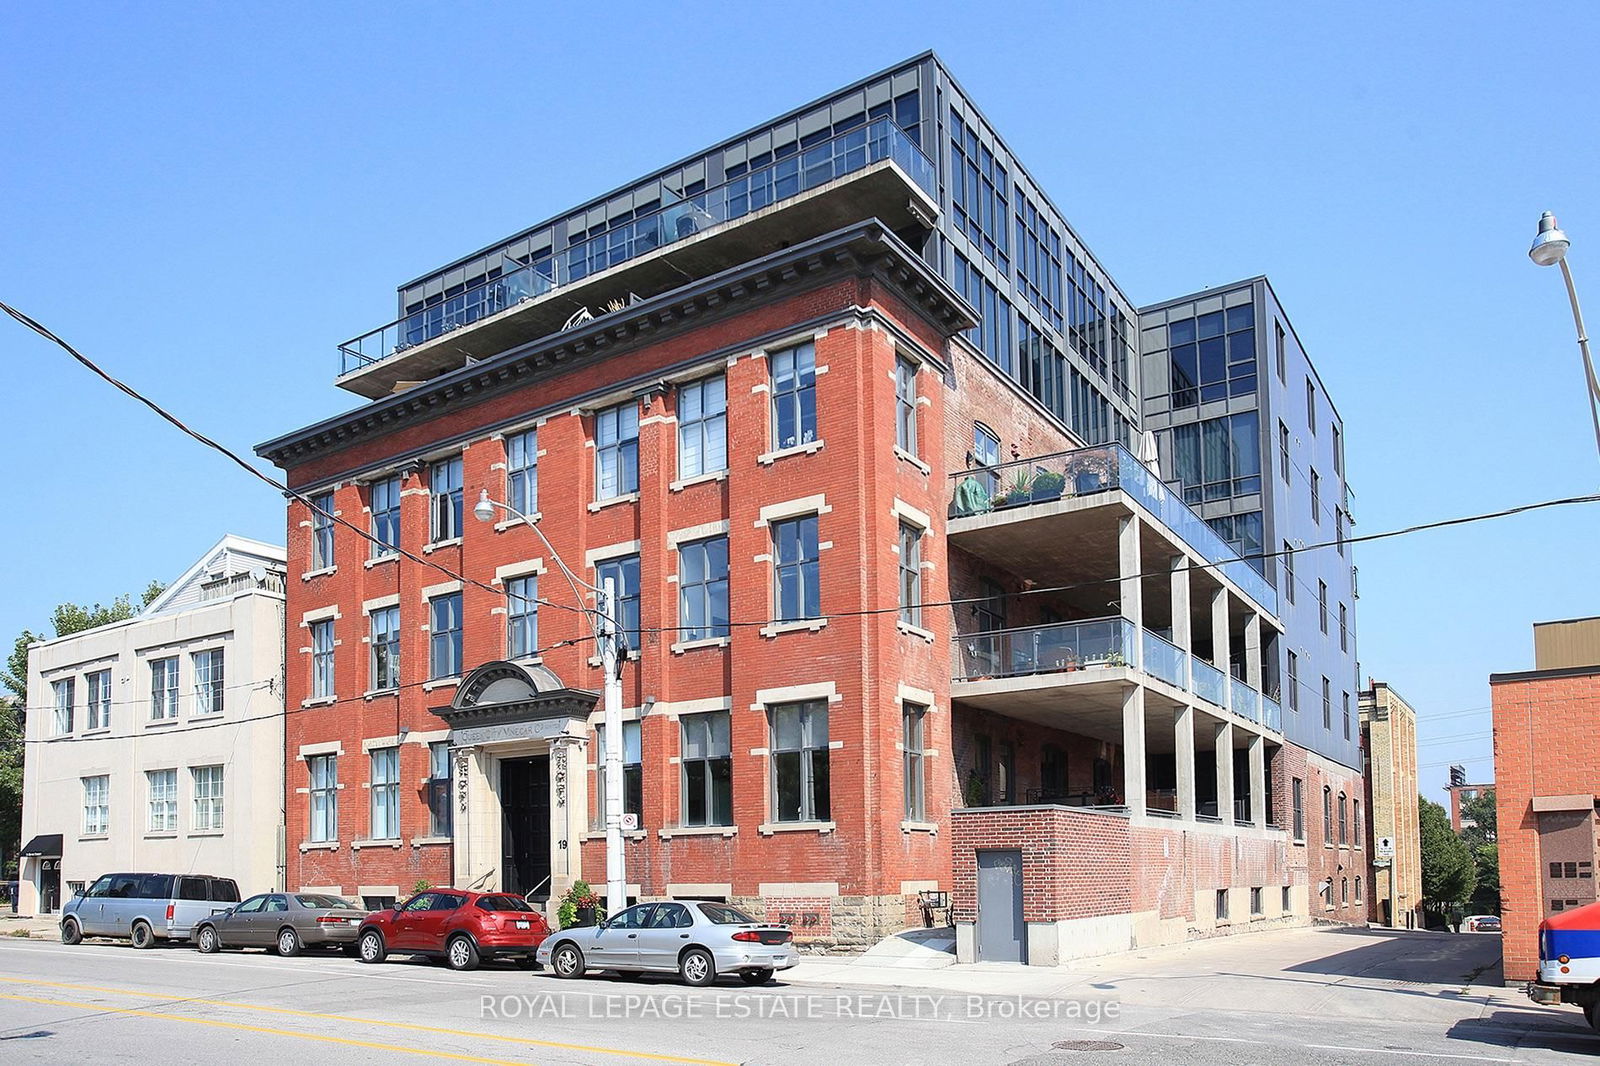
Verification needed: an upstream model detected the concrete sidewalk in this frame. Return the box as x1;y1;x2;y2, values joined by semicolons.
0;914;62;939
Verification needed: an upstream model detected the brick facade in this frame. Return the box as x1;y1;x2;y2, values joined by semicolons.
1491;665;1600;981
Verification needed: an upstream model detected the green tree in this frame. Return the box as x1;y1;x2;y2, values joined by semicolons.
1460;788;1498;846
1469;842;1501;914
0;582;166;874
1420;796;1477;920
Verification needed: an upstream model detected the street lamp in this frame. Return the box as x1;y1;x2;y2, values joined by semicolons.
473;489;628;916
1527;211;1600;463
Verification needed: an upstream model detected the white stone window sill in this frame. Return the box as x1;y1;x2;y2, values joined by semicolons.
582;830;648;842
587;493;640;513
352;838;404;851
897;620;936;643
423;537;463;554
147;717;180;728
900;820;938;835
494;512;542;532
758;821;836;836
189;830;225;838
300;840;340;853
670;470;728;492
411;836;452;848
188;712;226;723
422;677;461;692
81;728;111;738
145;833;178;840
760;619;827;638
301;696;337;709
363;688;399;701
671;636;730;655
365;553;399;569
658;825;738;839
301;566;337;582
757;440;824;466
79;834;109;842
894;447;931;475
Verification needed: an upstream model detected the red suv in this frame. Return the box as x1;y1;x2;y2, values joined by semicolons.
356;889;550;971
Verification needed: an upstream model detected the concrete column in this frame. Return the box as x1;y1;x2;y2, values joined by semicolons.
1215;722;1235;825
1247;732;1266;829
1245;614;1263;692
1119;515;1143;668
1175;705;1196;820
1211;587;1231;676
1123;686;1147;817
1170;556;1191;652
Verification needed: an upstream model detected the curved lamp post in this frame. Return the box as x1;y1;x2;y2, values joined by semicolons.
1528;212;1600;463
473;489;628;916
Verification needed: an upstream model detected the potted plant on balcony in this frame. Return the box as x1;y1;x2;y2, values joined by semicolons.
1030;469;1066;502
993;469;1032;509
557;880;605;929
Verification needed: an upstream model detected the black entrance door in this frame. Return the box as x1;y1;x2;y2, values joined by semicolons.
40;860;60;913
500;756;551;900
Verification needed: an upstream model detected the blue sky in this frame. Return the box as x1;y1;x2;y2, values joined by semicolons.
4;1;1596;801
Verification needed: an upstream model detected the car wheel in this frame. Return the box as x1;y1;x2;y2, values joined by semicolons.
739;968;775;986
445;935;480;972
679;947;716;987
551;943;585;979
196;925;220;954
358;929;387;964
277;927;303;958
60;918;82;946
130;921;155;950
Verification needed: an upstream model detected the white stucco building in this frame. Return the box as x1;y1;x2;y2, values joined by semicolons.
18;535;286;915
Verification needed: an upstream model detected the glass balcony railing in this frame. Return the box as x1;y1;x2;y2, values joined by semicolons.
953;617;1280;735
1141;630;1188;689
1231;677;1261;725
948;443;1277;614
953;617;1133;682
339;118;936;376
1191;657;1228;708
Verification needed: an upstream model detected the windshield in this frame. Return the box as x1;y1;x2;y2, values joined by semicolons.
475;895;534;912
295;894;355;909
697;903;758;925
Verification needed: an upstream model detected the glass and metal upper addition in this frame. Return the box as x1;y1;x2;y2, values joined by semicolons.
338;119;936;375
947;442;1277;612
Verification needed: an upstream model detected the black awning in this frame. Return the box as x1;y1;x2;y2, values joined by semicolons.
20;834;62;857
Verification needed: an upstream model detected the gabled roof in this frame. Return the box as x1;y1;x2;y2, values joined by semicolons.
140;534;286;617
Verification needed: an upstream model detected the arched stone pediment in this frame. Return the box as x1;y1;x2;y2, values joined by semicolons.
433;660;598;744
453;660;568;710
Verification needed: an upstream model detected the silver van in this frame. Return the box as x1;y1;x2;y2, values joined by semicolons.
61;872;241;948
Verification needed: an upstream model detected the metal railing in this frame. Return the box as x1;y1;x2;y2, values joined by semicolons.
948;442;1277;613
339;118;936;375
953;616;1133;682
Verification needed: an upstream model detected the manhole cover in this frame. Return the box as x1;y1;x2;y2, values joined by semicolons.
1051;1040;1125;1052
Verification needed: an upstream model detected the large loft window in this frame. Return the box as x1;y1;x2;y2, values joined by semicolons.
1172;411;1261;504
949;110;1008;272
1204;512;1264;573
1014;190;1063;331
1169;304;1256;408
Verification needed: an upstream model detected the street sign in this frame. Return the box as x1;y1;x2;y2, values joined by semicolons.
1376;836;1395;859
621;813;639;832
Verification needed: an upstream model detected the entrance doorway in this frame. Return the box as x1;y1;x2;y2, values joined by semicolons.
500;756;551;901
976;849;1025;963
39;860;60;914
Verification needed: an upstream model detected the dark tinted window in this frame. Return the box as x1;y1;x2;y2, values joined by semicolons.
474;895;534;912
430;893;466;911
210;879;241;903
363;895;396;911
135;874;174;899
179;877;209;901
697;903;757;925
86;875;115;898
107;875;141;898
295;894;352;909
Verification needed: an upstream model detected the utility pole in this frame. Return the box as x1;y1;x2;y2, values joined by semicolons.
598;577;626;916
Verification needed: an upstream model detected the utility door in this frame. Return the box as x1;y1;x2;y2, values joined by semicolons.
975;849;1026;964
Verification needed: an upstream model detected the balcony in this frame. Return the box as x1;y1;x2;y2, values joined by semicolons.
948;443;1276;614
952;617;1279;736
336;119;938;398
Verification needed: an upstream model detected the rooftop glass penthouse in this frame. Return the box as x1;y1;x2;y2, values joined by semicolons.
335;52;1140;451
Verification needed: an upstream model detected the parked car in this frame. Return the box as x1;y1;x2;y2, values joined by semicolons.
60;872;240;948
193;892;369;956
356;889;549;970
537;900;795;987
1464;914;1502;933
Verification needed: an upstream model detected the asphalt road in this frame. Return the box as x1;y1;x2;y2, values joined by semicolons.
0;930;1594;1065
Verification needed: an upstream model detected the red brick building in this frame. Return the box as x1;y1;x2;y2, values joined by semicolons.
1491;621;1600;981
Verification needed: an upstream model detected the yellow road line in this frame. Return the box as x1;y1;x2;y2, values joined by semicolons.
0;992;543;1065
0;976;736;1066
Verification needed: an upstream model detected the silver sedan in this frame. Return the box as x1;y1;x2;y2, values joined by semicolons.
538;900;795;986
194;892;369;957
